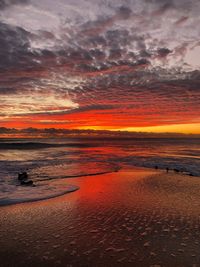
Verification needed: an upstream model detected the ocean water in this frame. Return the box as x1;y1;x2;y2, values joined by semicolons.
0;138;199;205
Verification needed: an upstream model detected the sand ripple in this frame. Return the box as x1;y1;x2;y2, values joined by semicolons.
1;168;200;266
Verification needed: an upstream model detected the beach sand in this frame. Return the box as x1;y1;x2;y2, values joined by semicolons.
1;167;200;267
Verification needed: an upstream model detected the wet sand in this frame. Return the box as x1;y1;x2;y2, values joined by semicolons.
1;167;200;267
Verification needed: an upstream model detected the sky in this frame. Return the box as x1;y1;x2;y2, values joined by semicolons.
0;0;200;134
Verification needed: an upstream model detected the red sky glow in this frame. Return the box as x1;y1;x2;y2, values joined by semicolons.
0;0;199;135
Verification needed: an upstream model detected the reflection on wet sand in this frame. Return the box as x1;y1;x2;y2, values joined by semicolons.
1;168;200;267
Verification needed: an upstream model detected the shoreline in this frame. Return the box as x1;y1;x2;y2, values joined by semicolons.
0;184;79;207
0;168;120;207
0;166;198;208
1;167;200;266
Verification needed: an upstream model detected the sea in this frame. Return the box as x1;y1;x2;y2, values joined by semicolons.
0;137;199;206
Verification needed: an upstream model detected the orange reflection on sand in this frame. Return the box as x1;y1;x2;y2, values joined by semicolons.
65;169;156;207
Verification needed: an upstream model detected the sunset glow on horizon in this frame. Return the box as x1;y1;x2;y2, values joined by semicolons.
77;123;200;134
0;0;200;135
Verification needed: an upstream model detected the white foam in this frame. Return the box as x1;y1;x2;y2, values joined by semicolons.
0;181;79;206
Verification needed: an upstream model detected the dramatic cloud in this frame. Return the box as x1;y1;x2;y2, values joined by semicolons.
0;0;199;132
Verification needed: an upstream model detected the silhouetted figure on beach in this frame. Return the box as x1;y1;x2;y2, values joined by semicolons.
155;166;158;170
166;167;169;173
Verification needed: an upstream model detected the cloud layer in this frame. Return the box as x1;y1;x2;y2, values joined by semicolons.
0;0;199;130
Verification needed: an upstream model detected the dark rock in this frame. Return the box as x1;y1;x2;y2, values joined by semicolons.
20;180;33;186
18;172;28;181
174;169;180;173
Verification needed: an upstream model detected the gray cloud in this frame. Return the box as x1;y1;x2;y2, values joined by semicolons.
145;0;192;11
0;0;199;71
0;0;28;10
0;87;20;94
116;5;132;19
0;22;33;70
157;48;172;57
